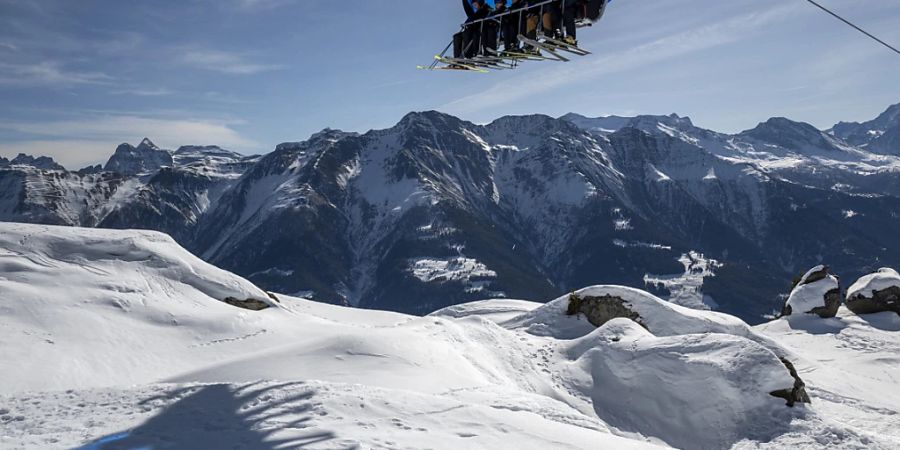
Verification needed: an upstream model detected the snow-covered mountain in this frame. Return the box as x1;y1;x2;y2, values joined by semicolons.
831;103;900;154
1;223;898;449
2;104;900;322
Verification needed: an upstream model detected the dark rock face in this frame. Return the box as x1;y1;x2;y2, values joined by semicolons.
846;285;900;315
769;357;811;407
5;154;65;171
77;165;103;175
105;138;173;176
800;266;830;286
816;290;843;318
566;293;647;329
223;297;270;311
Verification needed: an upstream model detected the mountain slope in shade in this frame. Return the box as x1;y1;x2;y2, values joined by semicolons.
2;223;898;449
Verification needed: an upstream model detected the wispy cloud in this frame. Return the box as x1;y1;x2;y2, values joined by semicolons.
232;0;296;11
111;87;174;97
0;61;113;86
0;42;17;51
443;3;803;115
0;115;261;162
178;48;283;75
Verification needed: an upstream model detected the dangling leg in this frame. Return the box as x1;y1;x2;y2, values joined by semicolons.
483;22;499;55
563;0;578;45
542;1;562;39
453;31;465;59
501;16;518;52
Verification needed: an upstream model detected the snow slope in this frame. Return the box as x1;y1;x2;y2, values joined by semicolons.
755;309;900;448
1;224;898;449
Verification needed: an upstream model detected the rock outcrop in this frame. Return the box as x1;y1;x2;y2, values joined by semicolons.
846;268;900;315
566;292;647;329
223;297;271;311
769;357;811;407
781;265;842;318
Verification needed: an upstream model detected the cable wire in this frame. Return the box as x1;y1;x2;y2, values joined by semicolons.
804;0;900;56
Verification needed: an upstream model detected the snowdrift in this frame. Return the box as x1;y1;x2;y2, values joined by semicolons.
0;222;276;392
1;224;898;449
506;286;776;346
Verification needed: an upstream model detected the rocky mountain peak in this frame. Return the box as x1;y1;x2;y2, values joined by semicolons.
831;103;900;150
138;137;158;149
104;138;174;176
741;117;835;151
5;153;66;171
396;111;472;140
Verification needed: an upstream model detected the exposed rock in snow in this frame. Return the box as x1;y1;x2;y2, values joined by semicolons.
507;286;773;349
846;268;900;315
565;291;647;328
782;265;842;318
769;357;811;407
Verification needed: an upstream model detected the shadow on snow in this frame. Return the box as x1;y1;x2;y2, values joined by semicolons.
76;381;355;450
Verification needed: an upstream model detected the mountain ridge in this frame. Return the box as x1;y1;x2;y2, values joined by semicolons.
2;103;899;322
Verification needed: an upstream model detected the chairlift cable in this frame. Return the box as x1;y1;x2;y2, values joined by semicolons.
803;0;900;56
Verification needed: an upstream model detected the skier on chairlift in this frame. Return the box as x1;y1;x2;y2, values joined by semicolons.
501;0;528;53
454;0;492;59
522;0;561;53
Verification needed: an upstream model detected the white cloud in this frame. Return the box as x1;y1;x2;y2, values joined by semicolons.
178;49;283;75
0;115;261;168
0;61;113;86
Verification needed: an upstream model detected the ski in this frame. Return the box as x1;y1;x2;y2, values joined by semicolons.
441;55;514;70
517;35;570;62
417;65;485;73
486;47;549;62
471;55;517;69
433;56;490;73
538;35;592;56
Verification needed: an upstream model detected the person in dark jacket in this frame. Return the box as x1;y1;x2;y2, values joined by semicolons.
501;0;527;52
453;0;492;59
483;1;506;54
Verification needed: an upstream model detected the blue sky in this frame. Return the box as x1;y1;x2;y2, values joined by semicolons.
1;0;899;168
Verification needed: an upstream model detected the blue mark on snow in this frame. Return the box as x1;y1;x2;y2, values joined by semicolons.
74;432;152;450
